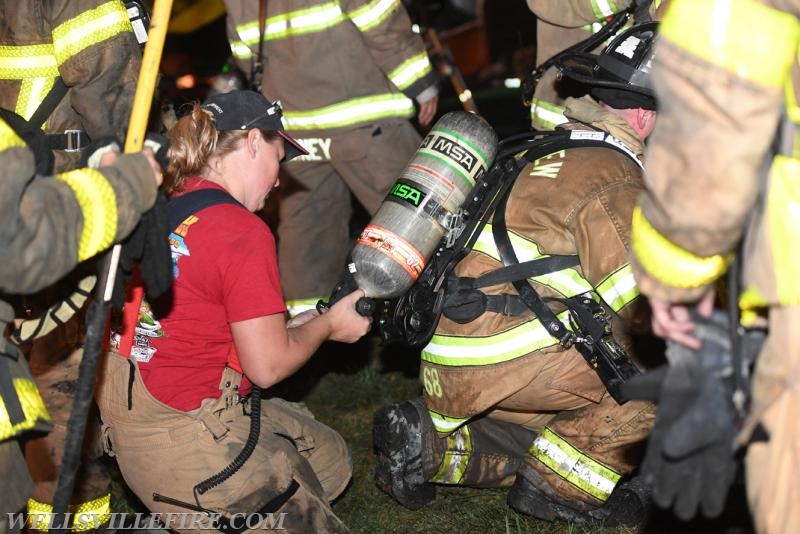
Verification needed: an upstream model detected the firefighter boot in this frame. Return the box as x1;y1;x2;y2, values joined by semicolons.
507;466;651;527
373;398;437;510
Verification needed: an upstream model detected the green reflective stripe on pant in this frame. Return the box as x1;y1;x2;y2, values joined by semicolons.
530;98;567;131
421;309;572;367
528;427;621;502
286;297;323;318
283;93;415;130
472;224;594;298
427;407;469;435
27;493;111;532
429;425;473;484
595;264;639;312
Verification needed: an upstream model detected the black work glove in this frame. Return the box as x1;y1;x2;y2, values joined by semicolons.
621;310;739;521
112;191;173;312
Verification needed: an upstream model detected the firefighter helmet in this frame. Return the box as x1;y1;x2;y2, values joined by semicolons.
556;22;659;110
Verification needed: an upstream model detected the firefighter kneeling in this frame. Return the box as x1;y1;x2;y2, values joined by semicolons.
372;23;662;526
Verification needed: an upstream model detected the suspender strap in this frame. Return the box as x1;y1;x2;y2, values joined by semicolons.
167;188;244;230
29;78;69;129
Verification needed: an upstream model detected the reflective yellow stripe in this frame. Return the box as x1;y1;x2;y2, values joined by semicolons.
17;77;57;121
283;93;414;130
0;43;59;79
595;264;639;312
421;309;572;367
0;119;27;151
529;427;621;502
348;0;398;31
767;155;800;304
590;0;620;19
388;51;433;91
661;0;799;88
472;224;593;298
285;297;322;318
27;494;111;532
430;425;472;484
0;378;51;441
233;2;344;47
530;98;568;130
631;206;731;289
51;0;133;65
427;407;469;435
56;169;118;261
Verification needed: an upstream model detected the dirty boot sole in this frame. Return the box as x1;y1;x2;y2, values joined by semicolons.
373;401;436;510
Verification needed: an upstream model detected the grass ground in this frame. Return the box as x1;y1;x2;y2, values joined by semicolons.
111;335;755;534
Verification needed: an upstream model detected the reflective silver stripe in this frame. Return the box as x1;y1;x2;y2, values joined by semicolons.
428;408;469;434
595;264;639;312
530;98;568;130
421;309;572;367
234;2;344;44
529;427;621;501
590;0;619;18
348;0;398;31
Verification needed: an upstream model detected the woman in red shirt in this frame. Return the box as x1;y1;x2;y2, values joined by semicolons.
97;90;370;533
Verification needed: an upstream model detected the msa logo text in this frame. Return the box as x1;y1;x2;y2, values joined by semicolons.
389;182;425;207
422;134;477;174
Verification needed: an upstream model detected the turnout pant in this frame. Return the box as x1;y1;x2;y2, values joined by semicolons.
96;352;352;534
420;347;655;510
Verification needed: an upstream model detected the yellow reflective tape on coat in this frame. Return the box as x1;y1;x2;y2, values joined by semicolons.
528;427;621;502
233;2;345;45
348;0;398;32
661;0;799;88
51;0;134;65
0;378;51;441
595;264;639;312
631;206;731;289
530;98;568;130
430;425;473;484
0;43;59;79
283;93;414;130
766;155;800;305
27;494;111;532
0;119;27;151
388;51;433;91
56;169;118;262
285;297;323;318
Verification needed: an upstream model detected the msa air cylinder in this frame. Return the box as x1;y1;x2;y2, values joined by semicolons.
351;111;498;298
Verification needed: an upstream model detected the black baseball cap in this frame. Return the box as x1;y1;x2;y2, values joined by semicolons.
202;90;308;161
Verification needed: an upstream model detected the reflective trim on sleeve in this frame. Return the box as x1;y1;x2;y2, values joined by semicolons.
427;407;469;435
0;378;51;441
51;0;134;65
0;119;27;151
421;309;571;367
631;206;731;289
661;0;799;88
530;98;568;131
348;0;399;32
56;168;118;261
430;425;473;484
529;426;621;502
27;494;111;532
388;51;433;91
283;93;414;130
595;264;639;312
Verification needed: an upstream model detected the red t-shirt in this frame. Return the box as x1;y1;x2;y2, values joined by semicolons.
115;178;286;411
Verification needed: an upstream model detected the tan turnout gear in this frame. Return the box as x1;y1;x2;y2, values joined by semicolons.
416;96;656;510
630;1;800;532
